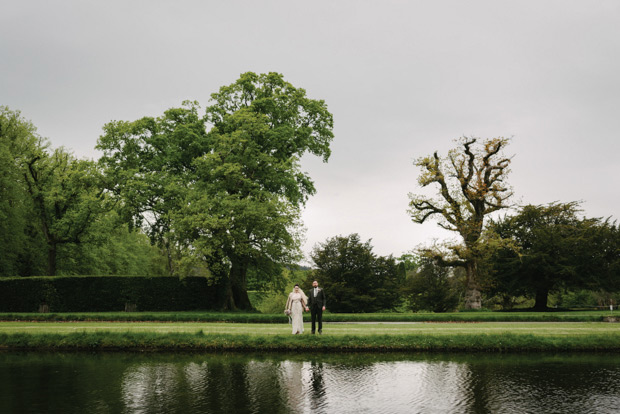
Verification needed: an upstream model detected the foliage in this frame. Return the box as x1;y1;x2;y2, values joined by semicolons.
54;213;168;276
97;73;333;310
1;107;167;277
309;234;401;312
0;276;222;312
487;202;620;310
175;72;334;310
249;267;310;314
401;258;460;312
0;107;47;276
96;102;209;273
23;147;108;275
553;290;599;309
253;292;289;314
395;253;420;285
408;137;513;309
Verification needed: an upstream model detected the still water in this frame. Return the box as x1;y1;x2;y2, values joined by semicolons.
1;352;619;414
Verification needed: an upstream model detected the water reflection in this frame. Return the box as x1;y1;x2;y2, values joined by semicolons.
1;353;619;413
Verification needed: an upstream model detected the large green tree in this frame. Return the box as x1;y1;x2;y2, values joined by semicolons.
408;137;513;309
97;73;333;309
23;148;107;275
0;107;45;275
1;107;170;277
176;72;334;310
488;202;620;310
96;102;209;274
309;234;401;312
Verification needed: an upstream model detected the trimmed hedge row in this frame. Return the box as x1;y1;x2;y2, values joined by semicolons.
0;276;224;312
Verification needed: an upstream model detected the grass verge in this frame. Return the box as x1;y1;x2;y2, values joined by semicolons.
1;321;619;352
1;331;619;352
0;310;615;323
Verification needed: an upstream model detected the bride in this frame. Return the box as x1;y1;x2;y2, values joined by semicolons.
285;284;308;334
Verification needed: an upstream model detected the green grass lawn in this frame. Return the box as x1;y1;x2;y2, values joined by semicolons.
0;310;616;323
1;320;619;352
0;320;616;336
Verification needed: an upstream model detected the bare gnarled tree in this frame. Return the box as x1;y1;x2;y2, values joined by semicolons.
408;137;513;309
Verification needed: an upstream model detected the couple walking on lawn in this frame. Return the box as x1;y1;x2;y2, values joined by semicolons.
284;280;326;335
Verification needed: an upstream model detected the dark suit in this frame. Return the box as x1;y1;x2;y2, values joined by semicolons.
307;287;326;333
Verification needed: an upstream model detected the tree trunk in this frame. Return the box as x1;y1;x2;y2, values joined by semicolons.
229;258;253;310
463;260;482;309
533;288;549;311
165;242;175;276
47;243;57;276
224;279;236;310
217;261;253;311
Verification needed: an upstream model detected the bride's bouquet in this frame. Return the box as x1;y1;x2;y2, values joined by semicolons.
284;309;292;324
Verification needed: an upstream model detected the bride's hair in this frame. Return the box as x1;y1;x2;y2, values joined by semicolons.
291;284;308;301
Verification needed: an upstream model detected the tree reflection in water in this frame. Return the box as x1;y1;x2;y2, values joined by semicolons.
1;353;620;414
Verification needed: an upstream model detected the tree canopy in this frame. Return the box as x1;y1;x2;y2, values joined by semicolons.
179;72;334;310
487;202;620;310
96;102;209;273
408;136;513;308
309;234;401;312
97;72;334;310
1;106;167;277
0;106;43;275
401;257;460;313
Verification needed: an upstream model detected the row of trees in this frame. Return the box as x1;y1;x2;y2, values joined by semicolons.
300;137;617;313
306;202;619;313
3;80;618;312
0;106;168;278
1;72;334;310
405;137;619;311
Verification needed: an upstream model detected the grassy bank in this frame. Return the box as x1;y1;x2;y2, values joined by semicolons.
1;321;619;352
1;331;619;352
0;310;615;323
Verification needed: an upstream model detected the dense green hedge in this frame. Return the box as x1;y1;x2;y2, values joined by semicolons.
0;276;223;312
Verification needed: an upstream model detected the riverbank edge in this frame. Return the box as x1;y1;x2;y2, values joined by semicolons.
2;332;619;353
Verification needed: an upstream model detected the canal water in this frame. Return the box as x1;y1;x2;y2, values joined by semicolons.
1;352;619;413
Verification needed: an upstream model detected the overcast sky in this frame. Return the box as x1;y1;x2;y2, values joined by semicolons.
2;1;619;263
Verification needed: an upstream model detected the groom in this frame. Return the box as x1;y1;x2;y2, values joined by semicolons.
305;280;326;334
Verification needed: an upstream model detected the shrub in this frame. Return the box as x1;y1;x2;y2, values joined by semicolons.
402;259;459;313
0;276;223;312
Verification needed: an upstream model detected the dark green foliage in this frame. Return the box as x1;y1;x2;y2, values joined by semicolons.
54;215;169;277
0;107;46;276
554;290;598;308
23;148;108;275
487;202;620;310
0;276;223;312
175;73;334;310
402;259;460;312
96;102;209;251
309;234;401;313
98;74;334;310
554;289;620;309
1;107;168;277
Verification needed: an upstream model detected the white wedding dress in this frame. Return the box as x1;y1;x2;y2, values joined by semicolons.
287;292;305;334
